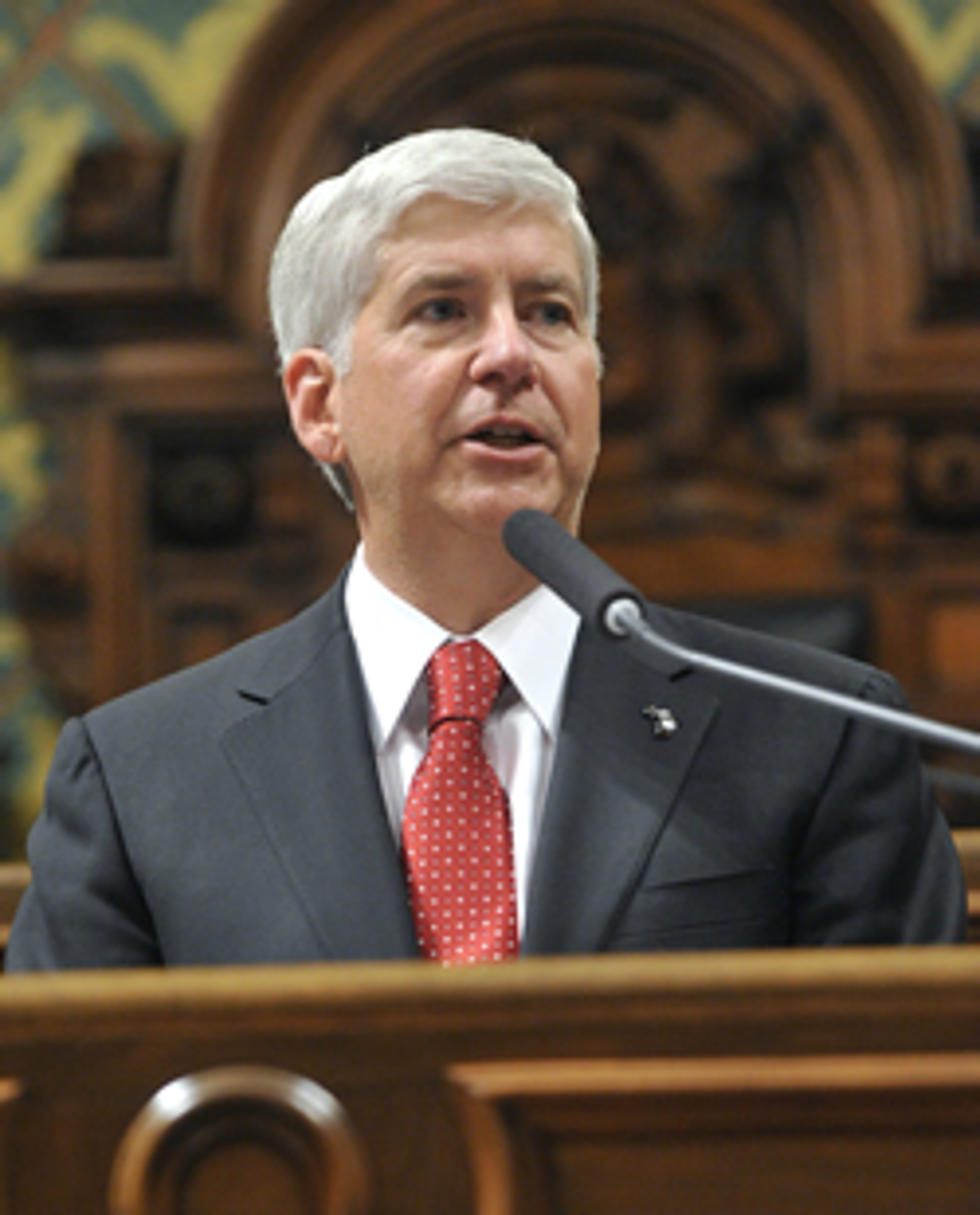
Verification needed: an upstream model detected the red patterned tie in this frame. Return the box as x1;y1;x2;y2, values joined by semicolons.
402;639;519;964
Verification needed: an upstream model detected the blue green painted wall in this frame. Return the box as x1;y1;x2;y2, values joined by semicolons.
0;0;979;851
0;0;277;849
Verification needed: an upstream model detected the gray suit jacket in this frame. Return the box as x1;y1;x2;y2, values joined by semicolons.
6;573;965;969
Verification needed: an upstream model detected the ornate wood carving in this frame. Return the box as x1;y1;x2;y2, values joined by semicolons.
1;954;980;1212
451;1054;980;1214
3;0;980;811
109;1066;369;1215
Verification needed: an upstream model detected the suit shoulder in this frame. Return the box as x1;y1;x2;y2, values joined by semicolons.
651;601;892;697
86;581;348;735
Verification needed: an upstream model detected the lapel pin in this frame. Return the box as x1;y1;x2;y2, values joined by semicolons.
642;704;680;739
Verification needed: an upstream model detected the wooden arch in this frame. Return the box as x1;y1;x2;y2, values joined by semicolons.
177;0;973;405
109;1066;370;1215
5;0;980;797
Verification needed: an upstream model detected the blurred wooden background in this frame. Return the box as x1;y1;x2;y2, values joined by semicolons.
2;0;980;853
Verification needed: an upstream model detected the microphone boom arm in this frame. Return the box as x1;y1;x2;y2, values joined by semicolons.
502;507;980;758
607;598;980;757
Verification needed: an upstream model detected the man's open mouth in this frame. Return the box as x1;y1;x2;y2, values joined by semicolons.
467;423;541;450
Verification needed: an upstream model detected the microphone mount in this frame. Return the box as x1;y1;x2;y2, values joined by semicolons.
605;597;980;756
503;508;980;757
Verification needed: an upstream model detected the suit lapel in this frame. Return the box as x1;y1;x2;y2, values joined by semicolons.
523;620;719;954
221;582;418;961
215;581;721;961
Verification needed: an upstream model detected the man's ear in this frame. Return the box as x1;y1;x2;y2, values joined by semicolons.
281;347;345;464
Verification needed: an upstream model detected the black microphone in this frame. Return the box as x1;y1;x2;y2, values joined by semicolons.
503;508;980;756
503;507;644;636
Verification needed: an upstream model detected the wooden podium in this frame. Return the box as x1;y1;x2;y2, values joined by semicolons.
0;950;978;1214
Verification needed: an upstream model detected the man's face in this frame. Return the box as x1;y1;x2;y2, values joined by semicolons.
318;195;601;558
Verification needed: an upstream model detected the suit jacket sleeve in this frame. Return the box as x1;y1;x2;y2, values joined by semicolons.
6;716;162;970
788;667;964;944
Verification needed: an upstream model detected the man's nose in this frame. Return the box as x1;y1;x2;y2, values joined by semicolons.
469;306;537;393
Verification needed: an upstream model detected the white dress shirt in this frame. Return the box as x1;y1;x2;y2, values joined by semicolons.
345;547;580;932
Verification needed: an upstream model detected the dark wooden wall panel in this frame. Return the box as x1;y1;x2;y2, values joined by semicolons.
3;0;979;816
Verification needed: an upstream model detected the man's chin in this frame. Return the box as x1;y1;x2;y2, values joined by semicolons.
452;488;578;539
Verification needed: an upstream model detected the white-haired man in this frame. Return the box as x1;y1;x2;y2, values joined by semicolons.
8;128;964;969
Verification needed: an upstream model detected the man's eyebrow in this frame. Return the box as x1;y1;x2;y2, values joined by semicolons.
522;273;581;295
400;270;477;296
520;273;585;305
395;269;585;309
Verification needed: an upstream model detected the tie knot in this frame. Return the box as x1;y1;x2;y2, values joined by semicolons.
426;639;502;728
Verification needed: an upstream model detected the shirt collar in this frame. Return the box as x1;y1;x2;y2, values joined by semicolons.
345;546;580;747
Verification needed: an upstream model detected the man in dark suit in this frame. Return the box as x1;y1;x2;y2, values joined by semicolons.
6;129;964;969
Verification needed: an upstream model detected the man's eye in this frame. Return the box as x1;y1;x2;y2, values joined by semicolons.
533;300;575;327
418;298;465;322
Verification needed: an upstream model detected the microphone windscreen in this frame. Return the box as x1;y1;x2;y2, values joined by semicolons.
502;509;644;634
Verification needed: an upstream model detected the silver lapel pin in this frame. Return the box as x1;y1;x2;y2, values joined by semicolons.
642;704;680;739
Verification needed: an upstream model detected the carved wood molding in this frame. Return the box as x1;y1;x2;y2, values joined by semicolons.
451;1053;980;1213
109;1066;370;1215
179;0;975;402
173;0;980;600
4;0;980;776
